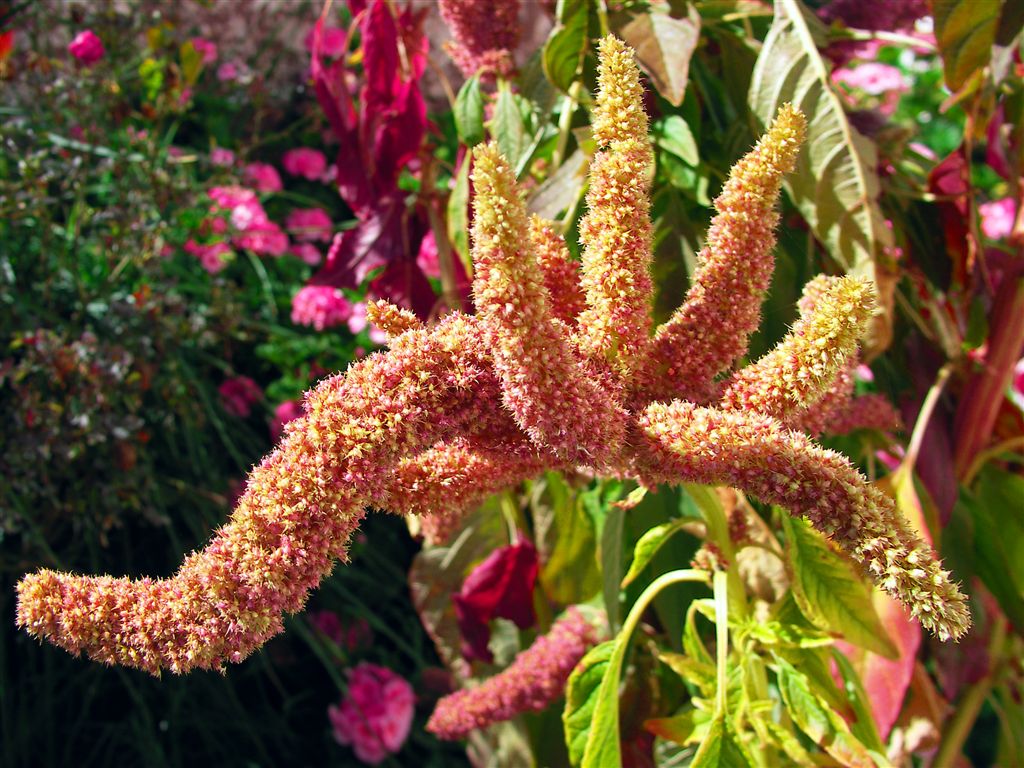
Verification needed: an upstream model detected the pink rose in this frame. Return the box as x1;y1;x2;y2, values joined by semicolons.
218;376;262;418
190;37;218;64
328;664;414;764
282;148;327;180
285;207;333;242
291;286;352;331
68;30;104;66
243;162;283;193
269;399;304;441
210;147;235;167
979;197;1017;240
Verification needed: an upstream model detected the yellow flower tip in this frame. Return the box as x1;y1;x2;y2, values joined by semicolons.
366;299;423;341
594;35;648;148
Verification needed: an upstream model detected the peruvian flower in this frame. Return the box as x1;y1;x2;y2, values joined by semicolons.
282;148;328;180
303;25;347;58
218;376;262;418
979;197;1017;240
290;242;322;266
285;208;333;242
243;162;283;193
269;399;304;441
438;0;520;79
328;664;414;764
68;29;104;66
454;539;538;662
184;239;233;274
209;147;235;167
190;37;218;64
428;609;598;739
291;285;352;331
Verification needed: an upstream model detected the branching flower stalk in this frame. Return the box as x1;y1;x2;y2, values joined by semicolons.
16;36;969;676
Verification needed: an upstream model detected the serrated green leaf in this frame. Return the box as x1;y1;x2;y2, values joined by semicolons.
783;515;898;659
658;650;716;691
653;115;700;165
749;0;896;353
610;2;701;106
775;656;876;768
543;0;590;93
454;74;484;146
622;518;687;587
563;639;617;767
932;0;1002;91
446;158;472;275
491;84;527;171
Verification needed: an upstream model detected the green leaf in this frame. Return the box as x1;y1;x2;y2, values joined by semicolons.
750;0;896;352
691;714;724;767
622;518;687;587
543;0;591;93
446;158;472;275
653;115;700;165
609;2;702;106
534;473;602;604
831;649;887;755
932;0;1002;91
454;74;484;146
528;149;588;220
775;656;876;768
491;83;527;171
601;502;626;630
179;41;203;86
644;709;709;746
658;650;716;692
563;640;617;767
783;515;898;659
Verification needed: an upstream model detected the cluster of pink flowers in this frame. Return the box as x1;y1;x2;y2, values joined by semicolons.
190;37;218;65
218;376;262;418
285;208;333;242
209;147;235;167
282;148;328;181
979;197;1017;240
269;400;304;441
328;664;414;764
208;186;289;257
243;162;282;193
68;29;104;66
184;239;233;274
290;286;352;331
833;62;908;116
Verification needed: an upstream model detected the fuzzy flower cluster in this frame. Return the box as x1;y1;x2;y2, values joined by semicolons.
426;608;598;740
15;37;969;678
438;0;520;79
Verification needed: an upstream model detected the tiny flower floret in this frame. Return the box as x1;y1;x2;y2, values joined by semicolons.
15;37;969;677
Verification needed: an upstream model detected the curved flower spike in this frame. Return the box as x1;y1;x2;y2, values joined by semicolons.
366;298;424;340
642;104;807;403
471;142;627;463
575;36;654;377
529;215;586;326
636;402;970;640
426;608;599;739
720;276;875;418
805;392;903;436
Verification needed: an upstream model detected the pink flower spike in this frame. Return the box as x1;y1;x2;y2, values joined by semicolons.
329;664;414;764
190;37;218;64
282;148;328;180
219;376;262;418
416;230;441;279
69;30;104;66
243;163;283;193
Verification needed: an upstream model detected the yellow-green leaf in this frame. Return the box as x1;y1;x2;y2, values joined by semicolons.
932;0;1002;91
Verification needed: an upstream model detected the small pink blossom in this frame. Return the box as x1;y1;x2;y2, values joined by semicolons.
183;239;233;274
979;197;1017;240
219;376;262;418
328;664;414;764
285;208;333;242
282;148;327;180
347;301;368;335
217;59;250;83
208;186;289;256
304;26;347;58
68;30;104;66
291;286;352;331
833;62;907;95
190;37;218;64
243;162;283;193
269;399;304;441
210;147;235;167
289;242;322;265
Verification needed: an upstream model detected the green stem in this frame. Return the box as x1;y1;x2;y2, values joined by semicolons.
713;570;729;717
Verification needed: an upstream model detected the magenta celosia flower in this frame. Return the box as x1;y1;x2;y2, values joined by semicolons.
427;608;598;739
454;539;539;662
979;197;1017;240
190;37;218;64
269;399;304;441
291;286;352;331
328;664;414;764
285;207;333;242
68;29;104;66
243;162;283;193
282;148;328;180
183;239;233;274
833;63;907;96
209;147;235;167
438;0;520;78
219;376;262;418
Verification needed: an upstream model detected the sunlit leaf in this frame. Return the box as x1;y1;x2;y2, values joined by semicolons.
491;83;526;171
932;0;1002;91
653;115;700;165
750;0;896;354
543;0;591;93
446;156;472;275
563;640;618;767
610;1;701;105
533;473;602;604
454;74;484;146
622;518;687;587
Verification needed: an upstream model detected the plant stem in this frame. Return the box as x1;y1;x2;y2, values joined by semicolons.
713;570;729;717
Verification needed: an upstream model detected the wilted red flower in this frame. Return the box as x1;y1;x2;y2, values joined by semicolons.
453;538;538;662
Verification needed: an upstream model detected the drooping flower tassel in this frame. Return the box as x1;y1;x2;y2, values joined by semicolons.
530;216;586;327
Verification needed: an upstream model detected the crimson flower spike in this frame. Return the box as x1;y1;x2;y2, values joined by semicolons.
16;36;968;676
